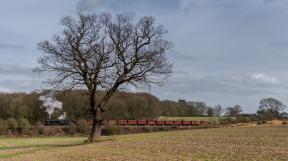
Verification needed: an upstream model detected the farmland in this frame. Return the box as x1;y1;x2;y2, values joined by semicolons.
0;125;287;161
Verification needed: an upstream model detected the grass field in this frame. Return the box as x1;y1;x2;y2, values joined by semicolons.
0;125;287;161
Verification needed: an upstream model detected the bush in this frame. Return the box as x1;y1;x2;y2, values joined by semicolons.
234;117;251;123
0;119;8;135
219;117;234;125
102;126;121;136
34;121;43;127
76;119;90;134
18;119;31;134
7;118;18;130
257;120;267;125
37;127;46;135
257;112;275;121
208;119;219;125
141;126;154;133
63;123;77;135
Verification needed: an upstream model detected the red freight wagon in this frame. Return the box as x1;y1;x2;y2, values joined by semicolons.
156;120;164;126
182;121;191;125
191;121;200;126
173;120;182;125
137;120;147;125
127;120;137;125
117;120;127;125
106;120;117;126
147;120;156;125
164;120;173;126
200;121;208;124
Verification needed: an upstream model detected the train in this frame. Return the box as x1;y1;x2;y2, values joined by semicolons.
44;119;209;126
106;120;209;126
45;119;72;126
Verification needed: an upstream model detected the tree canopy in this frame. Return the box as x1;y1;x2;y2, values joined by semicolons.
37;12;172;142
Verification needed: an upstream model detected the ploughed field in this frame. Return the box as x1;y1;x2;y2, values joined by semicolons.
0;125;287;161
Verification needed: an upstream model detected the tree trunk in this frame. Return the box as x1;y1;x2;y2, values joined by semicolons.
87;111;103;142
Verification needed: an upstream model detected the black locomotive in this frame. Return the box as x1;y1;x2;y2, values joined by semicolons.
45;119;71;126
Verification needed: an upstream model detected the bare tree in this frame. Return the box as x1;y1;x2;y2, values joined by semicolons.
37;13;172;142
214;105;223;116
225;105;242;117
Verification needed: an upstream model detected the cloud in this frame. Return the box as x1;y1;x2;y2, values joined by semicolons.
0;87;15;93
0;64;34;77
0;44;25;50
152;72;282;102
178;0;285;15
224;73;279;87
76;0;103;11
76;0;178;13
271;41;288;49
250;73;278;85
151;72;286;113
0;78;42;93
172;52;196;60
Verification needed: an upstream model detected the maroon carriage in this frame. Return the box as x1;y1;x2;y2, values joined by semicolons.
156;120;164;126
191;121;200;126
106;120;117;126
147;120;156;125
137;120;147;125
127;120;137;125
200;121;208;125
173;120;182;126
182;120;191;126
164;120;174;126
117;120;127;125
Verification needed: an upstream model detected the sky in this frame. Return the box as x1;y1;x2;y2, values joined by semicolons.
1;0;288;113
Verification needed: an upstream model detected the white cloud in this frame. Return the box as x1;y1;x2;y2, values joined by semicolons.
0;87;15;93
251;73;278;84
223;73;279;87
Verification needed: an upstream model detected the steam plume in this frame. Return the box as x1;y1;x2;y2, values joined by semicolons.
39;92;63;119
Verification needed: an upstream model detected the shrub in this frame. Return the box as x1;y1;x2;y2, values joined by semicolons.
142;126;154;133
76;119;90;134
257;120;267;125
63;123;77;135
208;119;219;125
34;121;43;127
219;117;234;125
257;112;275;121
102;126;121;136
0;119;8;135
38;127;46;135
7;118;18;130
18;119;31;134
234;117;251;123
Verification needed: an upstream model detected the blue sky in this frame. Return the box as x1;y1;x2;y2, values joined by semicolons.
1;0;288;113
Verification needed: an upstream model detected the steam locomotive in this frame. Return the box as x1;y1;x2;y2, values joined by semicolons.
45;119;72;126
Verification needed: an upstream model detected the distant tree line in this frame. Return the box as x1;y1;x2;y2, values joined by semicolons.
160;99;244;117
0;90;286;128
0;90;162;124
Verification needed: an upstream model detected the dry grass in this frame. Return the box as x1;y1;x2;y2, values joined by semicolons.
1;125;288;161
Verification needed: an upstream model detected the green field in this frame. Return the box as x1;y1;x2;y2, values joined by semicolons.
0;125;287;161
